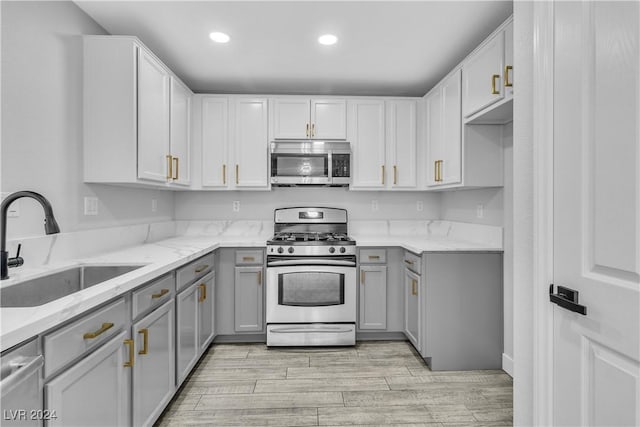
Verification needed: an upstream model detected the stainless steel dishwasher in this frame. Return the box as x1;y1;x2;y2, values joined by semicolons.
1;338;44;426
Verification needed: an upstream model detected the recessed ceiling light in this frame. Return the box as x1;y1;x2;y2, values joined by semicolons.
318;34;338;46
209;32;230;43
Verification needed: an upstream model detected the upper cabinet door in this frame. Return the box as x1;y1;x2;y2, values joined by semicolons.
441;69;462;185
170;78;192;186
425;88;443;187
201;97;229;188
233;98;269;188
272;99;311;139
348;100;386;189
462;31;505;118
137;48;171;182
387;100;417;189
310;99;347;140
504;21;514;100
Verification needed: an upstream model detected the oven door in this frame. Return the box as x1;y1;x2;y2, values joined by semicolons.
270;153;330;185
266;265;356;323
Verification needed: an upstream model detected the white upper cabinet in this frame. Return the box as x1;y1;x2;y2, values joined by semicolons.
169;78;192;186
386;100;417;189
426;69;462;188
462;31;505;118
232;98;269;188
504;21;514;100
348;100;386;189
83;36;191;189
201;97;229;188
272;98;346;140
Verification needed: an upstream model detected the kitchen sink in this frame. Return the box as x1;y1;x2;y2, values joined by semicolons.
0;264;144;307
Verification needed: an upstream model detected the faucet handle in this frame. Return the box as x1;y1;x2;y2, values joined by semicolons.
8;244;24;268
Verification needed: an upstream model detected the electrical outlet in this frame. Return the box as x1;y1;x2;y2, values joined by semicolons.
151;199;158;212
416;201;424;212
84;197;98;216
476;204;484;219
371;200;379;212
232;200;240;212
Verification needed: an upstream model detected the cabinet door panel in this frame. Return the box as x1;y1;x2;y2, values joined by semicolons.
359;265;387;330
272;99;310;139
176;283;198;385
233;98;269;187
201;97;229;188
234;267;263;332
137;48;170;182
425;90;443;187
198;272;215;352
311;99;346;140
504;21;514;99
404;269;421;351
45;331;130;427
387;100;417;188
462;31;505;117
348;100;386;189
133;300;175;427
442;70;462;185
170;78;191;186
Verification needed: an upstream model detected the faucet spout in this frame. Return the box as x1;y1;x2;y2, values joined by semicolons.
1;191;60;280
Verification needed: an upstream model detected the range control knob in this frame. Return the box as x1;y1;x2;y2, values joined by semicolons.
277;247;284;254
288;247;294;254
329;247;336;254
340;247;346;253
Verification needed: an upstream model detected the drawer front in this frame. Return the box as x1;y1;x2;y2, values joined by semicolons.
235;249;264;265
44;298;126;378
403;251;422;273
132;273;175;320
176;252;215;291
359;249;387;264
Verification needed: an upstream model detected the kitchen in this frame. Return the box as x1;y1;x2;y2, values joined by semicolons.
1;2;638;427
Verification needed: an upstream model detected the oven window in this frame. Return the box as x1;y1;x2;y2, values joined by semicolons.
278;272;344;306
271;154;328;177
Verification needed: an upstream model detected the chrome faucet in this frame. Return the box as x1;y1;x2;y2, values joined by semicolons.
1;191;60;280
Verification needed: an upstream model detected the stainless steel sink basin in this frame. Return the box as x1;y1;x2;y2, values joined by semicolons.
0;265;144;307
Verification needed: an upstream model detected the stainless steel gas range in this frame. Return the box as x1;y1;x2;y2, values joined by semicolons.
266;207;356;346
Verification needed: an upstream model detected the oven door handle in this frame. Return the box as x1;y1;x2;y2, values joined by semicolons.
269;326;354;334
267;259;356;267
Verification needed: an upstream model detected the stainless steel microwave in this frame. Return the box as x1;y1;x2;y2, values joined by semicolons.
270;141;351;186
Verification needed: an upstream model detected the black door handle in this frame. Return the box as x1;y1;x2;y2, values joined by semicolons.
549;284;587;315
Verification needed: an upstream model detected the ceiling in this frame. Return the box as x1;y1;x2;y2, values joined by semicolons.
74;1;513;97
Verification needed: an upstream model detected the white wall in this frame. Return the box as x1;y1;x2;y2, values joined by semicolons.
439;188;503;226
175;189;441;221
1;1;174;241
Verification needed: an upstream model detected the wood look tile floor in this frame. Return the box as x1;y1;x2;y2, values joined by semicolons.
156;341;513;427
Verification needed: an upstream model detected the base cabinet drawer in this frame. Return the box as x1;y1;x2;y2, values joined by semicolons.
176;252;214;292
45;331;131;427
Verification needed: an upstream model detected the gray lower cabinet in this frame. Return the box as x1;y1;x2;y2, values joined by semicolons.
404;268;421;351
234;266;263;332
176;281;199;385
198;271;216;353
132;299;175;427
45;330;131;427
358;265;387;330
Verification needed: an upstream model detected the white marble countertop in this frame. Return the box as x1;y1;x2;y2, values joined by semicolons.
1;222;502;352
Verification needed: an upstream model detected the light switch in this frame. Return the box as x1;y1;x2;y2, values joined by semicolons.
84;197;98;216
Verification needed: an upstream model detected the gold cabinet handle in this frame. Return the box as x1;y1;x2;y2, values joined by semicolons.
257;270;262;285
235;164;239;185
138;328;149;355
223;164;227;185
368;255;380;260
195;264;209;273
306;123;310;138
436;160;443;182
166;155;173;179
361;270;365;284
198;283;207;302
172;157;179;180
404;259;414;265
505;65;513;87
491;74;500;95
311;123;315;137
381;165;385;185
393;165;397;185
411;279;417;296
434;160;438;182
83;322;114;339
124;339;135;367
243;256;255;262
151;288;169;299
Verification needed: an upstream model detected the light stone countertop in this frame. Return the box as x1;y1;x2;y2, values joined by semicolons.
1;227;502;352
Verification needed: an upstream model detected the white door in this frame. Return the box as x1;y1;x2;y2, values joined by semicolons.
347;99;386;189
169;78;191;186
310;99;346;140
233;98;269;188
137;49;170;182
201;97;229;188
552;2;639;426
386;100;417;189
272;98;310;139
